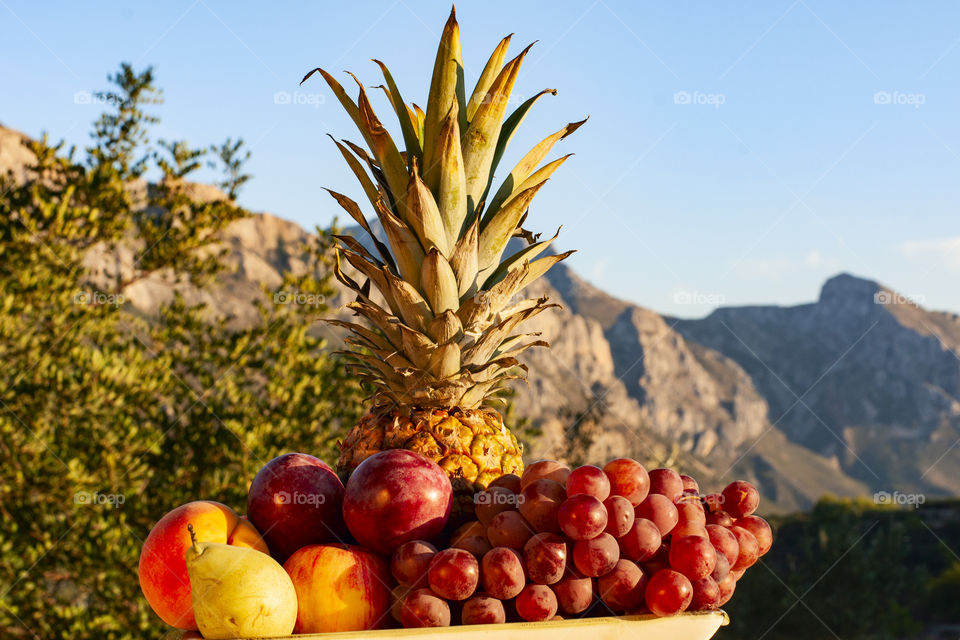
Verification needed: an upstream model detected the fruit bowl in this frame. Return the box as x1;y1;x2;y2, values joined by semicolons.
183;611;728;640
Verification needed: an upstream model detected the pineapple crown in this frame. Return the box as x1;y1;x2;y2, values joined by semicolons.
304;6;586;410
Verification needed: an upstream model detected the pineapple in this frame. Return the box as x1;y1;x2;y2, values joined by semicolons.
305;7;585;495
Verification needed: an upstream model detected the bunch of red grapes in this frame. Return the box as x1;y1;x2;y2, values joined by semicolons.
391;458;772;627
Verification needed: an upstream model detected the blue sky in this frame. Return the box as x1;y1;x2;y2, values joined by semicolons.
2;1;958;317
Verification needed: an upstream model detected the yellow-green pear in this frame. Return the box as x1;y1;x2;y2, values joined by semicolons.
185;523;297;639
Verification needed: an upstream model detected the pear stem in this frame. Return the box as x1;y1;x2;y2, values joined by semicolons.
187;523;201;555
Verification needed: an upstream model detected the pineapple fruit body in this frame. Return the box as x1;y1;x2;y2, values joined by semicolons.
337;407;523;494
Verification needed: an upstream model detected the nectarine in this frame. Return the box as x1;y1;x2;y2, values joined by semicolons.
138;500;268;629
284;544;391;633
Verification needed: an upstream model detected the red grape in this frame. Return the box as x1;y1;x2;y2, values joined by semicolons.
635;494;679;537
729;526;759;571
689;576;720;611
475;486;518;526
731;567;746;581
391;540;438;587
641;544;671;575
566;465;611;501
489;473;522;493
721;481;759;518
680;474;700;493
670;521;708;540
553;572;594;615
603;458;650;506
706;524;739;568
669;535;717;580
736;515;772;555
648;468;684;503
717;572;736;605
481;547;526;600
515;584;558;622
619;517;661;562
703;493;725;513
521;460;571;489
401;588;451;628
461;593;506;625
519;478;566;533
487;510;534;549
603;496;635;537
705;509;735;527
597;559;647;611
558;494;608;540
391;584;411;622
524;533;568;585
710;550;730;583
428;548;479;601
572;532;620;577
451;521;486;543
644;569;693;617
454;535;492;557
676;500;706;526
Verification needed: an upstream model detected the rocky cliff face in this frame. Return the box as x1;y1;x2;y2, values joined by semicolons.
4;124;954;511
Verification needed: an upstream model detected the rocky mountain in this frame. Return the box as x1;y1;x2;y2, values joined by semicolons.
4;123;955;512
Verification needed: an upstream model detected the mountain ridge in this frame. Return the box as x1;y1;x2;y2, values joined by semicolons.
3;123;956;512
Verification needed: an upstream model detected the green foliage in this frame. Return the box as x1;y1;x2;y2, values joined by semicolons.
0;63;364;639
208;138;252;201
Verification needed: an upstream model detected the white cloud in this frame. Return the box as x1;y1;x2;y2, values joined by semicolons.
898;236;960;269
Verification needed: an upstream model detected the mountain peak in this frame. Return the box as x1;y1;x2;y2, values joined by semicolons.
818;272;882;305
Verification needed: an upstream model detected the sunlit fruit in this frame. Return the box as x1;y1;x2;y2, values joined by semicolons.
428;548;479;601
566;465;611;501
597;559;647;611
481;547;526;600
648;468;683;503
558;494;608;540
619;517;661;562
487;510;534;549
391;540;438;588
515;584;558;622
343;450;452;554
689;576;721;611
668;535;717;581
401;588;451;628
521;460;571;488
721;481;759;519
572;532;619;577
518;478;566;533
284;544;390;633
523;533;568;585
461;593;506;625
247;453;345;562
634;493;679;537
553;571;594;615
645;569;693;617
603;496;635;537
603;458;650;506
706;524;739;568
736;515;773;555
729;526;760;571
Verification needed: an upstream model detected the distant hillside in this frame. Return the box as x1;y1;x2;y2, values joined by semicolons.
4;123;958;512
